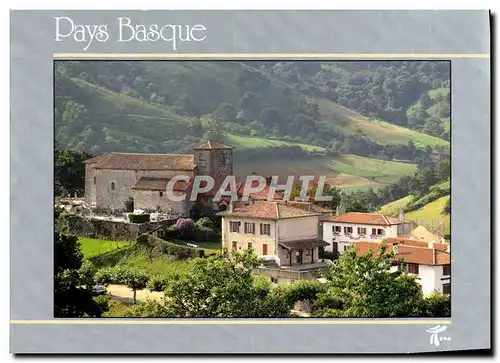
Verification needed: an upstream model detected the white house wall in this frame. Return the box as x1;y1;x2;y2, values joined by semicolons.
322;221;399;253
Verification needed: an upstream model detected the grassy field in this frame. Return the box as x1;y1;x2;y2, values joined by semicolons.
406;196;450;221
406;196;451;234
236;153;416;190
224;134;326;152
379;195;413;216
316;98;450;149
79;238;132;259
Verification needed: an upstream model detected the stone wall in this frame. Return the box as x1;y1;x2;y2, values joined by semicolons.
56;214;177;241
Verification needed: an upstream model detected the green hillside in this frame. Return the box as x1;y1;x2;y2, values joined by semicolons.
315;98;449;148
380;180;450;234
55;60;450;192
236;153;417;189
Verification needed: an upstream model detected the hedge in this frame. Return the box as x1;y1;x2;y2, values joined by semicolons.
137;234;203;260
128;214;151;223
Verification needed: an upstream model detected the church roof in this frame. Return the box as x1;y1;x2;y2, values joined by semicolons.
86;153;196;171
132;177;190;191
193;140;234;150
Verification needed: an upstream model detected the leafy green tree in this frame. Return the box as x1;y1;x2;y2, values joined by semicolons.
420;291;451;317
54;210;109;317
126;251;293;318
315;245;424;318
124;269;150;304
54;149;92;197
214;102;238;123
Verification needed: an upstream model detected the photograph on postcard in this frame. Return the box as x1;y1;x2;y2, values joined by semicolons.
53;60;451;319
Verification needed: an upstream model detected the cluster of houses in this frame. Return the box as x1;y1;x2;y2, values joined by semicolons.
218;201;450;296
78;140;451;296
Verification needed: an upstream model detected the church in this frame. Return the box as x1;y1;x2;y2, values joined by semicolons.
83;140;234;216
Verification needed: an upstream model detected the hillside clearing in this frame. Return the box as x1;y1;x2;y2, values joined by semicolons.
224;134;326;152
406;196;450;234
316;98;450;148
236;154;416;189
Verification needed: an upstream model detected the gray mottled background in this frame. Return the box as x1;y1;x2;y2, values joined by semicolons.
10;10;490;354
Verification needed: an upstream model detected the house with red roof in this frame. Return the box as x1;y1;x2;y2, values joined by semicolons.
354;239;451;296
321;210;412;253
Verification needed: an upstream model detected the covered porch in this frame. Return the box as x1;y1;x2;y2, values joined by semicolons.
277;238;330;267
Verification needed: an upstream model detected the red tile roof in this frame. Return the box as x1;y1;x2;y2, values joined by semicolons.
354;241;450;266
218;201;322;220
86;153;196;171
193;140;234;150
321;212;401;226
383;237;448;251
235;181;284;201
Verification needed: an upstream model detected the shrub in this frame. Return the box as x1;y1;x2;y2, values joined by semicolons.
136;234;198;260
283;280;327;304
128;214;150;223
175;218;196;238
194;226;220;242
124;198;134;213
147;276;169;292
163;226;181;239
195;217;215;230
312;294;344;311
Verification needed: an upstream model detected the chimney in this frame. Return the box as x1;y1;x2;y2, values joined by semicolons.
428;239;436;249
335;206;340;216
229;201;234;213
399;211;405;223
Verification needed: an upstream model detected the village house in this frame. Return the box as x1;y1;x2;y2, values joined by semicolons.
83;140;234;215
321;211;413;254
354;238;451;296
218;201;330;269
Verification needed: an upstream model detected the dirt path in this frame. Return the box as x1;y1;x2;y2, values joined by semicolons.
107;284;164;304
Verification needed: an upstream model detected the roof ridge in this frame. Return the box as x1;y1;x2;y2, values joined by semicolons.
381;214;390;225
112;152;194;157
275;202;280;219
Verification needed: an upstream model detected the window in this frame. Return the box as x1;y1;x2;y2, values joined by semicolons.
260;223;271;235
230;221;240;233
110;182;115;191
245;222;255;234
443;283;451;295
372;228;384;236
247;242;253;250
333;225;341;234
93;177;96;185
357;227;367;235
262;244;268;255
407;264;419;274
159;191;163;197
443;264;451;276
232;241;238;250
344;226;353;234
270;277;278;284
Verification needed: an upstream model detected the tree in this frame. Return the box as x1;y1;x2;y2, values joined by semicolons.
54;210;109;317
442;197;451;215
124;269;150;304
54;149;92;197
126;251;293;318
214;102;238;123
314;245;425;318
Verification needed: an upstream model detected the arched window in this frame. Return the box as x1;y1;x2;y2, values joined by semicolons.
111;182;115;191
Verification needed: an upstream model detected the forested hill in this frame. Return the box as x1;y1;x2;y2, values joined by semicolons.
55;61;450;158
